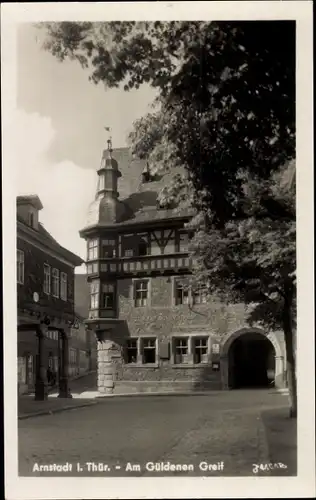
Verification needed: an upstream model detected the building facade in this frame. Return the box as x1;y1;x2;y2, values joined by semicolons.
79;143;288;395
17;195;85;398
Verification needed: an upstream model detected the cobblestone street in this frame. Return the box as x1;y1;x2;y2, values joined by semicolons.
18;390;296;477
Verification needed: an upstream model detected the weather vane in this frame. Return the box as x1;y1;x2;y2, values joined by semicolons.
104;126;112;151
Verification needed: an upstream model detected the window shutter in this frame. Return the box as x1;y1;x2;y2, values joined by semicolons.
159;341;170;360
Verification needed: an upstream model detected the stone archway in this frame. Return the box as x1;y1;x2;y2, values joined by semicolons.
220;328;285;390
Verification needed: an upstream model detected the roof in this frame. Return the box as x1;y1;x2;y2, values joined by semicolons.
74;274;90;319
17;194;43;210
82;147;193;231
17;215;84;267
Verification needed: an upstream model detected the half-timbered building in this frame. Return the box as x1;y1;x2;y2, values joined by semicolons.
79;142;288;395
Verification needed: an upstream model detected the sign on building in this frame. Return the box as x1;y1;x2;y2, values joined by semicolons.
212;343;220;354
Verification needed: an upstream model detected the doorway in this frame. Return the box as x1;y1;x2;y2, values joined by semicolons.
228;332;275;389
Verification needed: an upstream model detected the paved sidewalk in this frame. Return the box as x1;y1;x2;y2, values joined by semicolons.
261;406;297;475
18;395;97;420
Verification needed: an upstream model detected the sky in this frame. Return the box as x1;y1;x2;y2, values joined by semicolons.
16;23;157;272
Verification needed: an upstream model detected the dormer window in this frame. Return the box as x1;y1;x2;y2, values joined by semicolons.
28;212;34;228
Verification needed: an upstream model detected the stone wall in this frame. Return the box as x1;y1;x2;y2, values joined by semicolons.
96;276;287;392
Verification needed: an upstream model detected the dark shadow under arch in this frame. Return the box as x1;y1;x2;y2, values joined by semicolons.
228;332;276;389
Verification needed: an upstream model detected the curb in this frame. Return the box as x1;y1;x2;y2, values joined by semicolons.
18;401;97;420
96;390;233;399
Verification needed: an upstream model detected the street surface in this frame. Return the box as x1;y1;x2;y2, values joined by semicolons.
19;390;295;477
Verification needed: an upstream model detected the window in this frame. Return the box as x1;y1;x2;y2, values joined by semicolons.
193;337;208;364
17;249;24;284
179;232;189;252
175;280;189;305
142;338;156;364
193;286;208;304
90;280;99;309
134;280;149;307
18;357;27;384
126;339;138;364
124;249;134;257
69;348;77;365
43;264;51;294
101;283;115;309
52;268;60;298
28;212;34;228
101;239;116;258
60;272;67;301
88;239;99;260
138;239;148;256
87;262;98;274
174;338;189;364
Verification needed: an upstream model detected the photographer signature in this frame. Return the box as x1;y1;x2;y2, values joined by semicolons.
252;462;287;474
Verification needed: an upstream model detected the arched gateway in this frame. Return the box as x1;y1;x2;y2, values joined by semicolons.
220;328;285;390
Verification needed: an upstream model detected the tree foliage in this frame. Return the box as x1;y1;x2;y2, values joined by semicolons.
40;20;295;225
40;21;297;415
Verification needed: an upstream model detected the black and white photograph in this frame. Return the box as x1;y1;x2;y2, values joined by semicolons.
2;2;314;499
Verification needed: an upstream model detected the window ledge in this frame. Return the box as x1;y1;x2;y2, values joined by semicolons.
124;363;159;368
171;363;211;369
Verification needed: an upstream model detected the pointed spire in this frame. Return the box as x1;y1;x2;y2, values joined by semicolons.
105;126;113;159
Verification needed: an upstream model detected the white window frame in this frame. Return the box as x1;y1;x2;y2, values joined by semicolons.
17;249;24;284
192;336;209;364
141;337;157;364
133;279;150;307
125;338;139;364
43;264;51;294
101;239;116;258
90;280;100;309
60;272;67;301
101;283;115;310
87;239;99;261
192;286;208;305
178;231;189;252
173;337;190;364
124;248;134;257
174;278;190;306
173;278;208;306
52;268;60;298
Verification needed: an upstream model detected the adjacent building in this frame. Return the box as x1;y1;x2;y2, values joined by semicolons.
78;142;288;395
17;195;87;398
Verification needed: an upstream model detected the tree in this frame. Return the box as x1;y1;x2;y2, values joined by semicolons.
39;21;296;416
189;164;296;416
